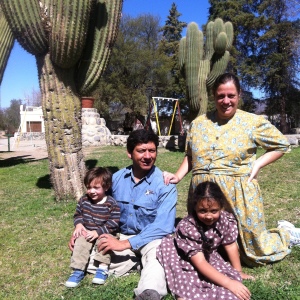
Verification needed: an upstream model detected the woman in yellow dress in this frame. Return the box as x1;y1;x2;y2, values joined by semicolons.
163;73;293;266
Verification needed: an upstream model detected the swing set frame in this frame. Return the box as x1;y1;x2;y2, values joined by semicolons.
145;97;183;136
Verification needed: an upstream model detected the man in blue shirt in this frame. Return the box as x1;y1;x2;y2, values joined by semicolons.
98;129;177;299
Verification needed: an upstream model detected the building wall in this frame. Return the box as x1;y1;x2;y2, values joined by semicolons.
19;105;45;133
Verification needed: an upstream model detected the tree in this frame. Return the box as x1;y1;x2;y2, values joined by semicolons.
0;0;123;200
256;0;300;133
159;3;187;99
0;99;22;133
208;0;300;132
94;14;166;120
23;87;42;107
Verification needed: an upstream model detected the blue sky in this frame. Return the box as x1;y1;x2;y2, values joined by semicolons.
0;0;210;109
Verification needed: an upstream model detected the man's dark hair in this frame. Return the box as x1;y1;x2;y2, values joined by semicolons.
127;129;159;153
84;167;112;190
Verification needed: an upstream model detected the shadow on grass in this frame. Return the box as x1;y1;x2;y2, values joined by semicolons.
0;154;47;167
36;174;52;189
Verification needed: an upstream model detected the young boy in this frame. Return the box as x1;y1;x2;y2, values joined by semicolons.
65;167;120;288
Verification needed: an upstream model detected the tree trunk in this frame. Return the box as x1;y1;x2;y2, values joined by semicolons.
37;54;86;201
279;95;288;134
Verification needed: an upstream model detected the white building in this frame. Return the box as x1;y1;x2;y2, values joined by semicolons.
19;105;45;133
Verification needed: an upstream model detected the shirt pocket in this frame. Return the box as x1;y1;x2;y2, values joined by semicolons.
135;197;158;230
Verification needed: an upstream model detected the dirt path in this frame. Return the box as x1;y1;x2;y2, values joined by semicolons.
0;137;48;161
0;137;99;162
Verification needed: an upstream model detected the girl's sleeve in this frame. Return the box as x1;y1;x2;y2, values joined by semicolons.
253;115;290;153
220;211;239;246
174;217;204;259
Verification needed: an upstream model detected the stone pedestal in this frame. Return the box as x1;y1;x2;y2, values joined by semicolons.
81;108;111;147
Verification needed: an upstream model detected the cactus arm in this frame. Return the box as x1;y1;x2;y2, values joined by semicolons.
205;20;215;60
207;51;230;88
225;22;234;50
178;36;186;71
0;0;48;55
0;7;15;85
77;0;123;95
180;18;233;116
198;60;210;114
49;0;92;69
185;22;203;111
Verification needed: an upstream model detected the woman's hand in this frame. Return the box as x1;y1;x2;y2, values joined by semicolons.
248;150;284;183
163;171;180;185
248;162;260;182
226;280;251;300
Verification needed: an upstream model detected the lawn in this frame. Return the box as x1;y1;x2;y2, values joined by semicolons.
0;146;299;300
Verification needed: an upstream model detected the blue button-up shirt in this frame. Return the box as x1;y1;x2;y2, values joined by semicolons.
112;165;177;250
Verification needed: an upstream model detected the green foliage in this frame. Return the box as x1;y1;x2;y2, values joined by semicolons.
0;99;22;132
0;146;300;299
93;14;170;120
208;0;300;132
158;3;187;100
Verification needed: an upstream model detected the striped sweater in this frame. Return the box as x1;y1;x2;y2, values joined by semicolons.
74;195;120;236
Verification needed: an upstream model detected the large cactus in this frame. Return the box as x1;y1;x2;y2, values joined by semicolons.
179;18;233;117
0;0;123;201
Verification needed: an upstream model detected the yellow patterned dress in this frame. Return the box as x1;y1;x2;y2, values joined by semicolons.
186;109;291;266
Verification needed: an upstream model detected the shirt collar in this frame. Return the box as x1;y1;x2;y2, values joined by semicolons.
125;165;156;184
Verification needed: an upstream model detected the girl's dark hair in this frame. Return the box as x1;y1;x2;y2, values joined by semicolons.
84;167;112;190
212;73;241;95
188;181;226;217
127;129;159;153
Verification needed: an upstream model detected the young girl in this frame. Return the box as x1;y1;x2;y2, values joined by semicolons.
157;181;254;300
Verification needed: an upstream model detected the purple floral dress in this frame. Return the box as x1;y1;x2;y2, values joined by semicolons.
157;211;241;300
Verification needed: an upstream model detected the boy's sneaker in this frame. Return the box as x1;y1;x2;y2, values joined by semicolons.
92;268;108;285
65;269;85;288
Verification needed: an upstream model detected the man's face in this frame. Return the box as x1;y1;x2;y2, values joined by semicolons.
127;142;157;176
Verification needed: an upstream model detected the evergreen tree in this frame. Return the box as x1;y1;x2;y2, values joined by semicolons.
159;3;187;100
94;14;164;120
256;0;300;133
208;0;300;133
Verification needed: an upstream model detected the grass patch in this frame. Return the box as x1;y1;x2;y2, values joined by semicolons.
0;146;299;299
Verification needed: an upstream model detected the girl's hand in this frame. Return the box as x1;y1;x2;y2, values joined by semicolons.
227;280;251;300
73;223;86;238
240;271;255;280
163;171;179;185
85;230;98;242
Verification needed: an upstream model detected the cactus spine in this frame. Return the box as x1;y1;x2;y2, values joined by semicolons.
179;18;233;116
0;0;123;201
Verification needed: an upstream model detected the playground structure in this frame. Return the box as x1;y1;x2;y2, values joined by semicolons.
145;97;184;136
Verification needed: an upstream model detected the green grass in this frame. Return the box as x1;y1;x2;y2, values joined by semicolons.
0;146;299;299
